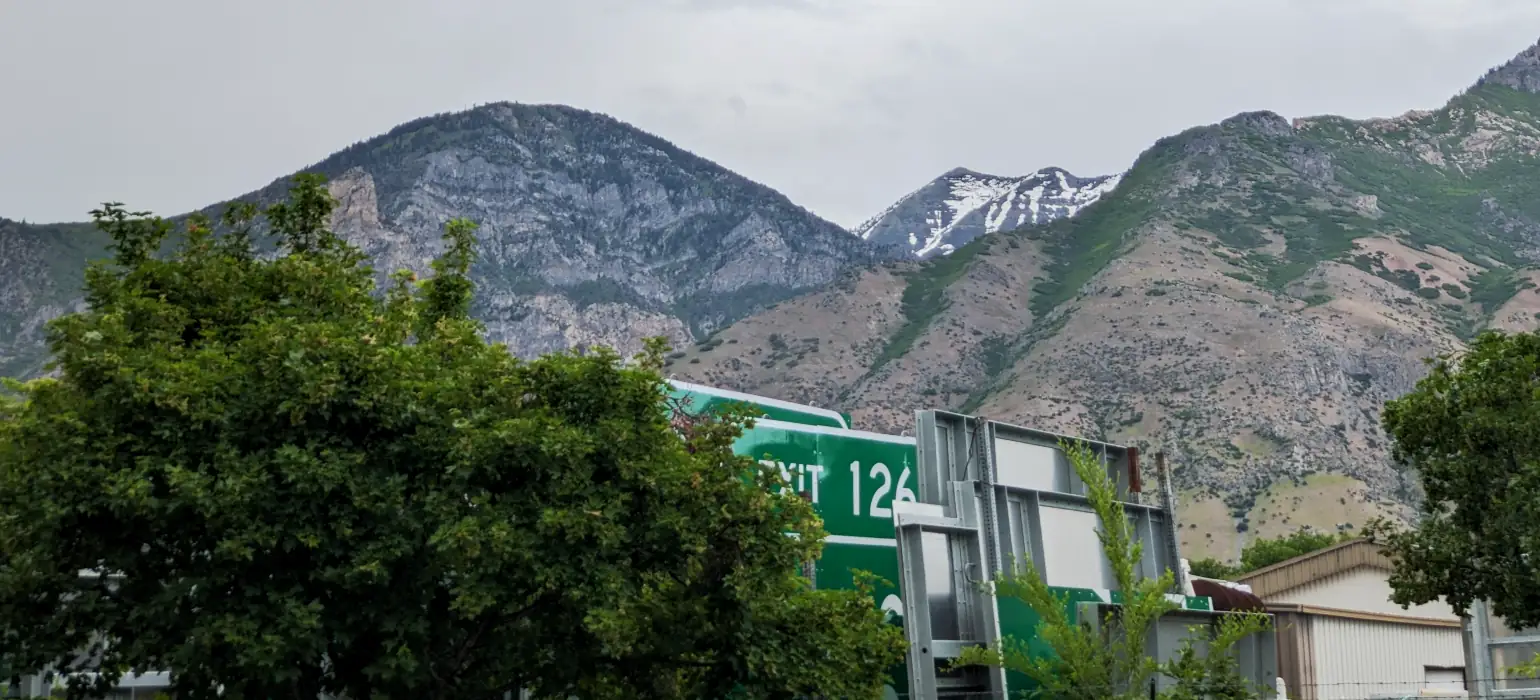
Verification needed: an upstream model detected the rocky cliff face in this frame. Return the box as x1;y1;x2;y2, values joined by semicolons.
672;40;1540;561
4;103;900;366
852;167;1119;258
270;103;901;358
0;219;105;378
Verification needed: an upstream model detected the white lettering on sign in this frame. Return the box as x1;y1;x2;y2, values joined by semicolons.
849;461;916;519
758;459;824;503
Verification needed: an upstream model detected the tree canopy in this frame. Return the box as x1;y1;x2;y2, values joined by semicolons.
0;174;905;700
1237;529;1351;573
1369;329;1540;629
1187;529;1354;580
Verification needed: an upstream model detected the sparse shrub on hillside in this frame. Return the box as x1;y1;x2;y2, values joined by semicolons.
1382;267;1423;292
1468;267;1524;310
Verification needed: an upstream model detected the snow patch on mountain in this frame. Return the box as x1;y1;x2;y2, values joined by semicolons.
853;167;1121;258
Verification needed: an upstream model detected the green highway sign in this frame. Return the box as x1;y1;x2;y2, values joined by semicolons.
668;379;850;429
686;384;1236;700
729;418;914;700
734;418;918;543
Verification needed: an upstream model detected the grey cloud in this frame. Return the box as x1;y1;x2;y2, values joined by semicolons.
673;0;819;11
668;0;856;17
2;0;1540;228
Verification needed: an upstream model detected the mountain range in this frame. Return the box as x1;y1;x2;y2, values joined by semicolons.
0;104;899;378
668;40;1540;559
10;39;1540;560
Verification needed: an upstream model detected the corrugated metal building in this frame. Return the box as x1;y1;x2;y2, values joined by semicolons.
1235;539;1467;700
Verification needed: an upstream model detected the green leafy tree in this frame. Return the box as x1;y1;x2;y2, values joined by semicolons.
1237;529;1353;573
1186;529;1353;581
0;174;905;700
1368;329;1540;630
1160;613;1274;700
957;441;1271;700
1187;557;1240;580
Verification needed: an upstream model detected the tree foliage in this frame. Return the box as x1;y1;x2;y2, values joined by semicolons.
1368;329;1540;629
1187;529;1355;580
1238;529;1351;573
1187;557;1240;580
0;174;905;700
956;441;1271;700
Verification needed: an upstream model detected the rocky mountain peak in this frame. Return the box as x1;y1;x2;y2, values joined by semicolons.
4;101;901;373
852;165;1120;258
1478;38;1540;93
940;166;988;178
1221;110;1293;136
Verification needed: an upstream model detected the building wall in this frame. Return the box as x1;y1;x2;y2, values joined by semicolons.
1269;567;1457;620
1306;615;1464;700
1273;611;1316;700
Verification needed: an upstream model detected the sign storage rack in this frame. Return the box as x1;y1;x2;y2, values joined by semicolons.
895;410;1233;699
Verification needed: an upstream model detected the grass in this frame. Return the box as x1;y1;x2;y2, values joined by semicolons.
978;335;1015;377
1176;491;1242;561
1467;267;1524;311
1025;129;1193;318
957;311;1071;414
868;238;993;370
1240;473;1393;545
1233;430;1284;458
1258;214;1369;290
1159;140;1378;295
1192;208;1269;248
1299;84;1540;271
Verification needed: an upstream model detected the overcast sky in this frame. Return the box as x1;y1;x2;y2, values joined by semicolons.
2;1;1539;227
